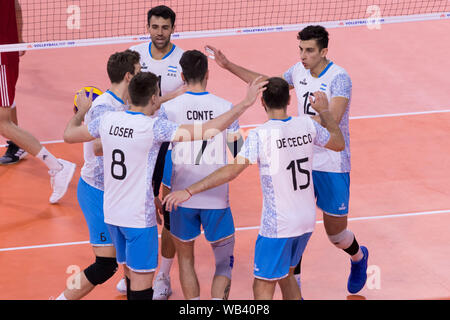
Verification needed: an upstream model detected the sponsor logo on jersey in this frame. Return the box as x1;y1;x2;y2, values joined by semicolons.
299;78;308;85
141;62;148;70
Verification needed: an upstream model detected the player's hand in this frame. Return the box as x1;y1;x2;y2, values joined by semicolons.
75;87;94;116
242;76;268;107
205;45;230;69
18;51;26;57
154;197;163;225
309;91;329;114
162;189;191;212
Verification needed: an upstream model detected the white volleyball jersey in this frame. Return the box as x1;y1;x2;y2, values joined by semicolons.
129;42;184;96
80;90;127;190
159;91;240;209
283;61;352;173
88;111;179;228
238;116;330;238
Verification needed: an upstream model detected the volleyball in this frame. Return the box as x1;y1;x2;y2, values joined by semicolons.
73;86;103;113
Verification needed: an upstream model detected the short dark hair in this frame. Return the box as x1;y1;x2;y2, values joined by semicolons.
262;77;290;110
147;5;176;27
128;72;159;107
297;25;329;51
107;50;140;84
180;50;208;84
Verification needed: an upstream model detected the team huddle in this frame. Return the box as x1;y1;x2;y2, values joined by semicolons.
55;5;369;300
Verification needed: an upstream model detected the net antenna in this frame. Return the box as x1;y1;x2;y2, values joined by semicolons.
1;0;450;53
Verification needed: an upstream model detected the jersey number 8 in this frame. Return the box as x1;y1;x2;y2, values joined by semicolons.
111;149;127;180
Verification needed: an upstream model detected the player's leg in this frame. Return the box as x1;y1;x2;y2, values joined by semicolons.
122;225;159;300
153;150;176;299
279;232;312;300
55;180;118;300
253;235;292;300
201;208;235;300
57;245;117;300
314;171;369;294
173;237;199;299
278;268;301;300
0;62;75;202
170;206;202;299
253;278;277;300
0;104;28;164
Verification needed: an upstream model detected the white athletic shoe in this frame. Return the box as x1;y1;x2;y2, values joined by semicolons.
49;159;76;204
116;278;127;295
153;274;172;300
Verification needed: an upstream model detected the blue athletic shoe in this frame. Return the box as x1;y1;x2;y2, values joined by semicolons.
347;246;369;294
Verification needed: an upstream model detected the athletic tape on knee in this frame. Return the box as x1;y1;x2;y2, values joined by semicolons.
211;236;235;279
328;229;354;250
84;256;118;286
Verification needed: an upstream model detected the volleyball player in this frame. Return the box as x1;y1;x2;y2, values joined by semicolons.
205;25;369;295
0;0;75;204
55;50;141;300
63;71;265;300
119;5;186;299
164;77;345;299
159;50;244;300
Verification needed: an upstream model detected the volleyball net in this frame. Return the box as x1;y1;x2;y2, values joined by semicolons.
1;0;450;52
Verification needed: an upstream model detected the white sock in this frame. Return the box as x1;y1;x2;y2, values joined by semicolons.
189;297;200;300
158;257;173;277
36;147;62;171
212;298;222;300
56;292;67;300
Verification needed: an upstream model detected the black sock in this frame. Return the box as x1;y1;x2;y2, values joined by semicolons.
126;277;131;300
343;237;360;256
129;287;154;300
294;256;302;275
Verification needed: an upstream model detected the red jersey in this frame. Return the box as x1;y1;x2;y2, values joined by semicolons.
0;0;20;64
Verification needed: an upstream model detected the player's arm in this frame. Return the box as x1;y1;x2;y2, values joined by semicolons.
205;45;269;84
312;74;351;125
163;156;251;211
309;91;345;152
93;139;103;156
158;84;188;105
172;77;267;142
63;89;96;143
311;96;349;125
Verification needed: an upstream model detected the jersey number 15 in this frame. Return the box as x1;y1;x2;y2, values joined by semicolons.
286;158;310;191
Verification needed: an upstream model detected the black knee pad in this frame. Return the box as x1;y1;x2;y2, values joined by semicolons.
84;256;118;286
163;208;171;231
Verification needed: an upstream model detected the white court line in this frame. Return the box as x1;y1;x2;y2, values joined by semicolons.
1;209;448;253
1;108;449;147
240;108;450;128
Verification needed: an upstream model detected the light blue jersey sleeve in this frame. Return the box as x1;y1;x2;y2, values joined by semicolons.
312;120;331;147
87;117;102;138
330;73;352;99
89;104;116;121
237;129;259;163
283;63;300;86
153;117;180;143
